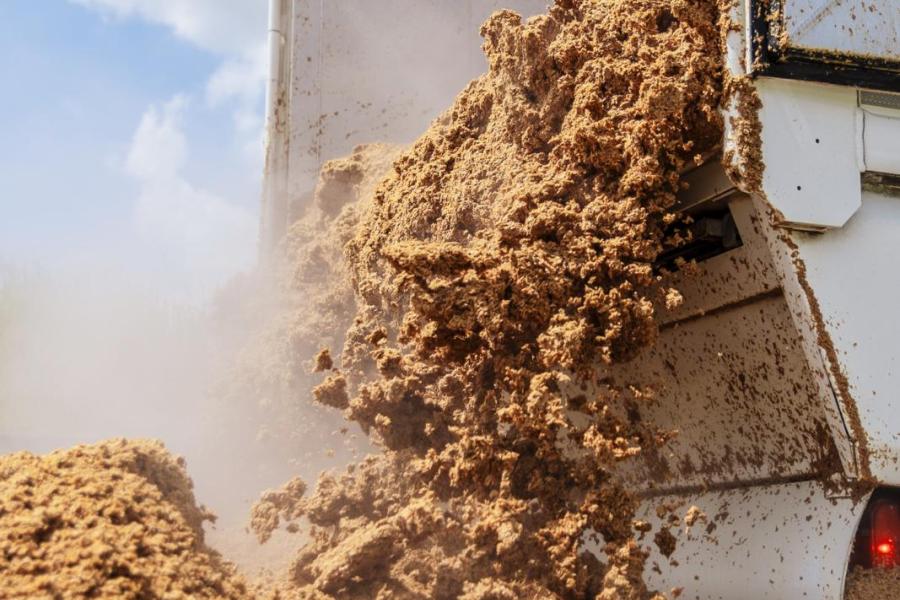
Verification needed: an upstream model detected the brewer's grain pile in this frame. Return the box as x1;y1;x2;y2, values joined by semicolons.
253;0;726;598
845;568;900;600
0;440;250;599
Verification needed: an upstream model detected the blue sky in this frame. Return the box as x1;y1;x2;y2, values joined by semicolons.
0;0;267;301
0;1;275;477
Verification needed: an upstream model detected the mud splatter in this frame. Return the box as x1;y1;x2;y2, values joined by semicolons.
683;505;706;528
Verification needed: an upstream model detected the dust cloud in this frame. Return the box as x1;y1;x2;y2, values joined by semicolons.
0;254;338;574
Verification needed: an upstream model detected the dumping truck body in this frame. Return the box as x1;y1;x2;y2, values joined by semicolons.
625;3;900;596
262;1;900;597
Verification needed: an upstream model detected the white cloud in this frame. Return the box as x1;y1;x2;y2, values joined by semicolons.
126;95;189;180
71;0;269;127
69;0;267;57
68;0;269;297
206;44;268;108
205;43;268;162
126;96;257;297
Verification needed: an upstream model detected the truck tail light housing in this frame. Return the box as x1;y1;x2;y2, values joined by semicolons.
870;499;900;568
850;488;900;569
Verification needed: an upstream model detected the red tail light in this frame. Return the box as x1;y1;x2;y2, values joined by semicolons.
849;489;900;570
870;499;900;568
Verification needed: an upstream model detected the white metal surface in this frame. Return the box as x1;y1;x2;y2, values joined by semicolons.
638;482;867;599
861;109;900;175
782;0;900;62
746;76;900;486
266;0;286;127
756;78;862;229
605;196;849;492
781;188;900;484
261;0;292;257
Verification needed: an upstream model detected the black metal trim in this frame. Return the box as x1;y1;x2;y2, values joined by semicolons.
749;0;900;93
748;0;774;68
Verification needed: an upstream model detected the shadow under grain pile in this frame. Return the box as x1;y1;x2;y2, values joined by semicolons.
253;0;726;598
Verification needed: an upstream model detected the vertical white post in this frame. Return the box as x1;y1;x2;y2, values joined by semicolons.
260;0;292;264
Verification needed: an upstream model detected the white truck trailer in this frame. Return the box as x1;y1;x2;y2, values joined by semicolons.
262;1;900;597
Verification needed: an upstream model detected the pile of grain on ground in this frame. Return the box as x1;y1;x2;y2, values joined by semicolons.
255;0;726;598
0;439;250;599
845;567;900;600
